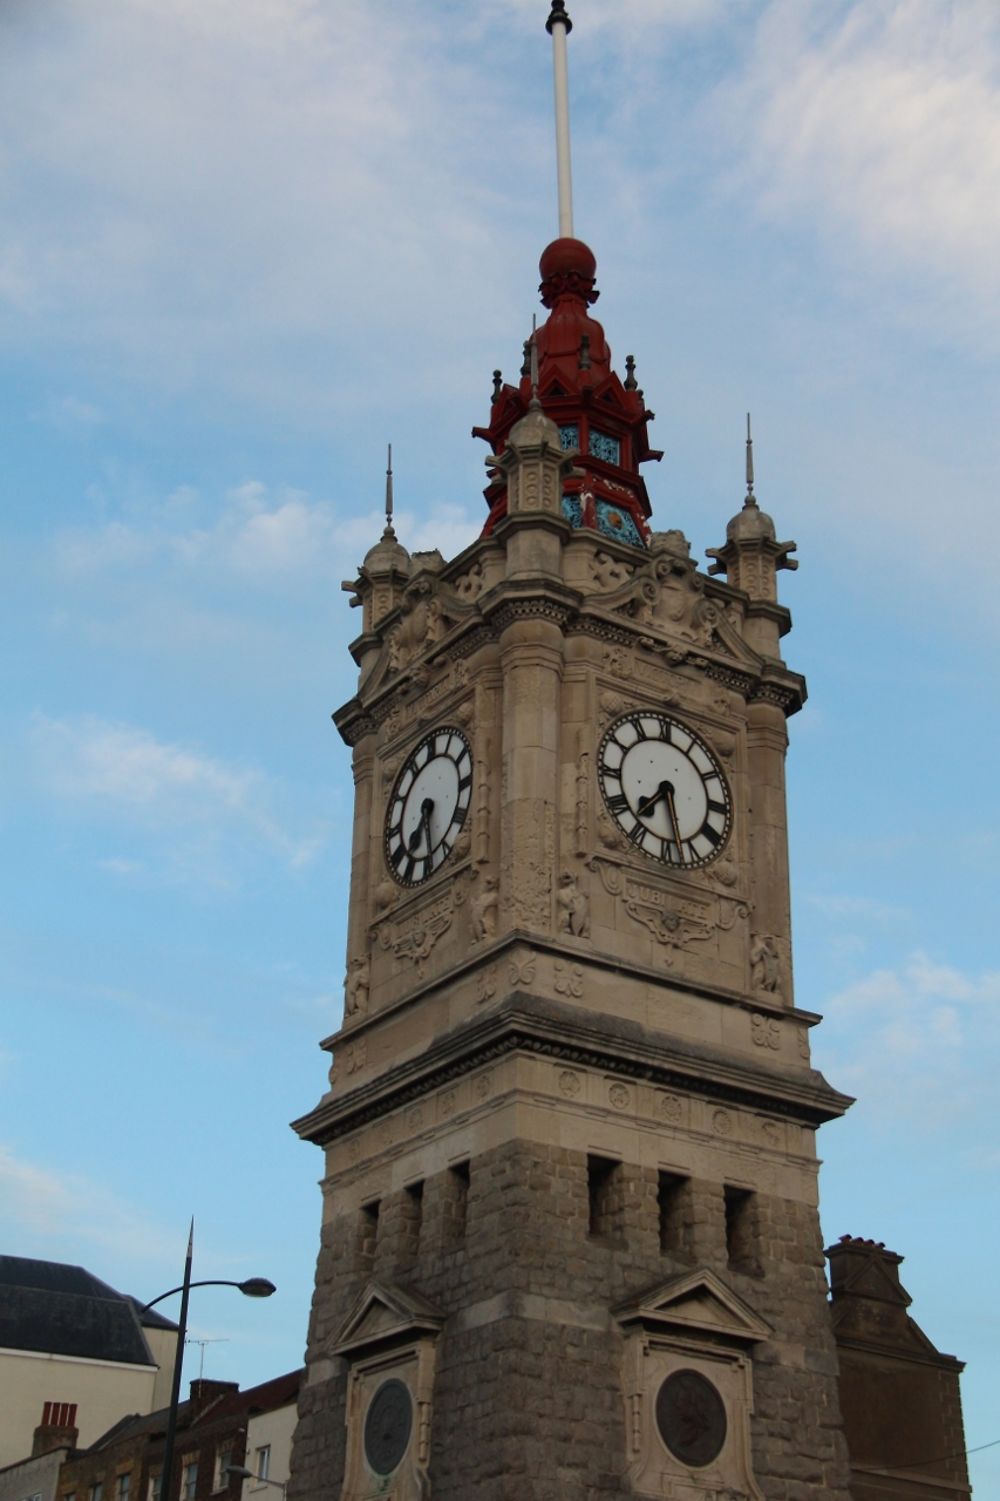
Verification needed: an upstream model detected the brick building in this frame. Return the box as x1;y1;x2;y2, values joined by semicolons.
53;1371;301;1501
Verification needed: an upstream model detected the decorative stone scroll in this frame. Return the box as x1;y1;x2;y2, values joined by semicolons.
372;872;471;978
588;857;712;962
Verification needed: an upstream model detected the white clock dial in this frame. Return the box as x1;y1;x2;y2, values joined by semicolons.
598;712;731;868
384;726;473;886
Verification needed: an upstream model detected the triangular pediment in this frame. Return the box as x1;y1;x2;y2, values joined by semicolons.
331;1279;444;1357
613;1267;772;1345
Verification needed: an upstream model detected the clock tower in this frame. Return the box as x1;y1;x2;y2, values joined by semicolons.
290;11;854;1501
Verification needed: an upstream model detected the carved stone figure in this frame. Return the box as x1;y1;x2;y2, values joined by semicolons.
557;870;590;938
591;551;633;590
750;934;781;994
344;956;370;1018
470;875;499;942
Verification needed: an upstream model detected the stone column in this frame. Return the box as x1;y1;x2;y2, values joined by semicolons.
747;698;793;1005
499;615;564;936
346;733;375;983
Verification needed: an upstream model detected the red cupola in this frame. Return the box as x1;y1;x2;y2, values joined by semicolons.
473;237;662;546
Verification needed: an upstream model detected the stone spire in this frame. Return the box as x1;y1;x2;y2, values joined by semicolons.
706;415;798;658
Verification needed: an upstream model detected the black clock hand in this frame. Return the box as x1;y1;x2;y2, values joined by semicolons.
408;797;435;853
664;785;684;853
636;779;674;819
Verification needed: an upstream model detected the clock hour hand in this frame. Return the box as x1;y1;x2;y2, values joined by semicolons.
408;797;435;854
635;779;674;820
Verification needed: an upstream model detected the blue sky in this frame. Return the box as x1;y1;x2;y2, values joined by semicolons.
2;0;998;1488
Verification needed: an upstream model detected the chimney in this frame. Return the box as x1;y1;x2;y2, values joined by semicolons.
188;1380;238;1415
32;1401;79;1456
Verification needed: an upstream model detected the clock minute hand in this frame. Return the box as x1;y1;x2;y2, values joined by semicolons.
664;785;684;854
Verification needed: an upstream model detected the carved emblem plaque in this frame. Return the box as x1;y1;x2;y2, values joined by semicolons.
655;1368;727;1468
364;1378;413;1476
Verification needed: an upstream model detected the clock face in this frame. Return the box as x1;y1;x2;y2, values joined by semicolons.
385;726;473;886
363;1378;412;1476
598;712;731;868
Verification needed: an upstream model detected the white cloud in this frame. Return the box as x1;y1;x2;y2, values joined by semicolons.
30;713;324;876
0;1;534;407
721;0;1000;341
55;479;481;586
817;951;1000;1129
806;892;912;929
41;395;105;430
0;1143;169;1263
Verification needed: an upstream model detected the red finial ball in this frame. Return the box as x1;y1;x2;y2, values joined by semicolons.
538;238;599;309
539;237;596;281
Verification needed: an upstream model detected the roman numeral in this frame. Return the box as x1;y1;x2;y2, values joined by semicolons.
389;842;405;869
706;799;727;816
700;822;722;847
605;792;629;815
403;854;417;883
627;822;645;845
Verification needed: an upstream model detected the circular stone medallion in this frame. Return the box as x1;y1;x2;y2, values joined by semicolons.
363;1378;413;1476
655;1369;727;1468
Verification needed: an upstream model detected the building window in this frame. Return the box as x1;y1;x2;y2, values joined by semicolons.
588;428;621;465
449;1160;470;1243
658;1171;690;1256
148;1474;161;1501
404;1180;424;1251
213;1449;232;1492
182;1462;198;1501
724;1185;761;1275
90;1483;104;1501
558;423;579;451
116;1476;131;1501
361;1198;380;1246
587;1154;623;1238
254;1448;270;1484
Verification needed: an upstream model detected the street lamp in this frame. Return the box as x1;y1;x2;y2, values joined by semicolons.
223;1466;286;1499
141;1222;276;1501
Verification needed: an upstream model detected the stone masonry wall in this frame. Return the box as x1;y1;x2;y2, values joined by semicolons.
289;1138;852;1501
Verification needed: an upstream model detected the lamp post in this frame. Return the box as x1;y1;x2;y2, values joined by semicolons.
223;1467;287;1500
141;1222;276;1501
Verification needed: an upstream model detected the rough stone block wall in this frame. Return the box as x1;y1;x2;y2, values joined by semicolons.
290;1137;851;1501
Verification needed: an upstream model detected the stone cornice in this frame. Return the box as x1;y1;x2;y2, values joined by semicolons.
292;993;852;1148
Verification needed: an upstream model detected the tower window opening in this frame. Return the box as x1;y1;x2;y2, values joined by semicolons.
658;1170;690;1256
360;1199;380;1265
559;422;579;450
724;1186;760;1274
587;1154;623;1238
404;1180;424;1252
449;1160;470;1243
